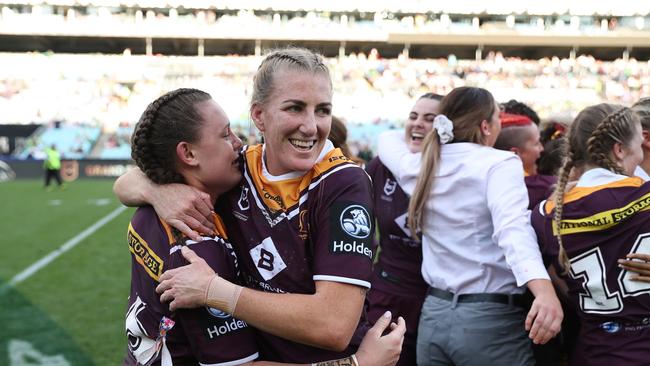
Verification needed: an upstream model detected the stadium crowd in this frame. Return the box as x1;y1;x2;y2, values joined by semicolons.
5;51;650;160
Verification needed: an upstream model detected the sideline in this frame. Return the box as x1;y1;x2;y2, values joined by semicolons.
1;205;128;293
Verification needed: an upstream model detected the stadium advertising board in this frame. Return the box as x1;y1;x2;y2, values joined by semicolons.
1;159;135;181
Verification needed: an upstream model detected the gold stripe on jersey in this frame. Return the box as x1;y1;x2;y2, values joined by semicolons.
159;219;176;246
213;213;228;239
244;144;355;212
552;191;650;235
544;176;644;214
128;222;164;281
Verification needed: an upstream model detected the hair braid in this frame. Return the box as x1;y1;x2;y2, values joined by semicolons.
552;150;574;274
586;107;635;175
131;88;211;185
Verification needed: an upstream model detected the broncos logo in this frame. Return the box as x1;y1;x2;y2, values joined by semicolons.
340;205;371;239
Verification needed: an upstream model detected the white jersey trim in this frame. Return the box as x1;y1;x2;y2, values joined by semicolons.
199;352;259;366
313;275;371;289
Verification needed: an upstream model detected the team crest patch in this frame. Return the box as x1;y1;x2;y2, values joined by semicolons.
128;223;164;281
238;186;250;211
383;179;397;196
340;205;371;239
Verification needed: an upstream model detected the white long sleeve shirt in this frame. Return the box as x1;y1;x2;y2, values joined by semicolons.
378;130;549;294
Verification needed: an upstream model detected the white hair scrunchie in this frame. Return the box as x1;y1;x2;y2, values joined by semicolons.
433;114;454;144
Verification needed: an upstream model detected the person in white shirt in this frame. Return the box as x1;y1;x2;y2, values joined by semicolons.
378;86;563;366
632;98;650;182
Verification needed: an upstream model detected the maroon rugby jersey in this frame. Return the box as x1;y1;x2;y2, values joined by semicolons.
532;177;650;366
125;206;258;366
365;157;428;297
525;174;556;211
217;144;374;363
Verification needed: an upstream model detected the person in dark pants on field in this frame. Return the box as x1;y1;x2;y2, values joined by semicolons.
44;144;63;190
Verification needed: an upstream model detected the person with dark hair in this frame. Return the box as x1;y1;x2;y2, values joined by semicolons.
114;48;405;364
328;116;364;165
365;92;442;366
502;99;541;125
531;104;650;365
378;86;562;366
537;122;568;177
125;87;405;366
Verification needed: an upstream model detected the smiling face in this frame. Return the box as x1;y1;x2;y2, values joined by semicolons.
515;124;544;175
251;68;333;175
189;99;242;196
405;97;441;153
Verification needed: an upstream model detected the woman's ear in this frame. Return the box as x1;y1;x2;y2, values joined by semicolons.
176;142;199;167
480;119;491;136
612;141;626;163
250;103;265;132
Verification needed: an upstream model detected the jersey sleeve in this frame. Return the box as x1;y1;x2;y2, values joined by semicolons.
531;200;559;267
310;166;375;288
126;206;175;365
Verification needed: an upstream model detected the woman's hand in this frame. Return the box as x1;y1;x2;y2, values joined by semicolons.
618;253;650;282
525;279;563;345
114;168;215;241
156;247;216;311
149;183;215;241
355;311;406;366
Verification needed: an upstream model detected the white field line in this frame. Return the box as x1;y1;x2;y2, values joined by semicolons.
1;205;128;293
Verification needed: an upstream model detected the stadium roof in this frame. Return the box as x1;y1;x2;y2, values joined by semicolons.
2;0;650;16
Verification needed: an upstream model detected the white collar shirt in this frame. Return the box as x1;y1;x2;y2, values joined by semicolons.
378;130;549;294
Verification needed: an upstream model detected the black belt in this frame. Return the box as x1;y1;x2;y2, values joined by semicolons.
427;287;528;308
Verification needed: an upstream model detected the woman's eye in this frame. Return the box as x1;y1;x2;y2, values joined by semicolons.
316;107;331;116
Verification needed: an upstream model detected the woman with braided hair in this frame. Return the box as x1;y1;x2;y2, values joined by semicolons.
116;47;405;364
377;86;562;366
531;104;650;365
125;87;404;366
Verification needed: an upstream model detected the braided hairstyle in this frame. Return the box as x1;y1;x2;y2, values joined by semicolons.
553;104;640;272
251;47;331;108
131;88;211;185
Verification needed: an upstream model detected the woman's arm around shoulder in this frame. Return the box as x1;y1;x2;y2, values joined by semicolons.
113;167;216;241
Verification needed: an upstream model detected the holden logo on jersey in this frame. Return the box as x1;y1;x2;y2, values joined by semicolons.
249;237;287;281
206;318;249;339
206;307;230;319
383;179;397;196
340;205;371;239
238;186;250;211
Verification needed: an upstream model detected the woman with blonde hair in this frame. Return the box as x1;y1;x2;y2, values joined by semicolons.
115;47;405;364
378;86;562;365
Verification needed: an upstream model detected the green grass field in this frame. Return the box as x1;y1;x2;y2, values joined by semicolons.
0;179;136;365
